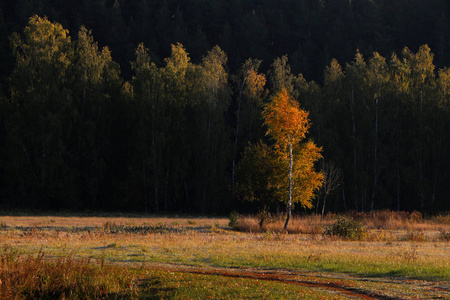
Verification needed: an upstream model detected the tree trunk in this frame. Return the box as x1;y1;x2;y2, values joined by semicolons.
350;86;358;211
396;95;401;212
164;164;169;212
82;68;87;121
432;117;444;213
371;98;378;212
397;165;401;212
151;130;159;213
143;158;147;214
283;142;293;230
184;180;190;212
432;168;438;212
231;76;247;189
419;90;424;211
315;197;320;215
321;195;327;221
342;187;347;212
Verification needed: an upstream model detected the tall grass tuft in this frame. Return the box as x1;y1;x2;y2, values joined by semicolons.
0;250;137;299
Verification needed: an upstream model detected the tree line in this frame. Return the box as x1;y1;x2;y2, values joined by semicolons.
1;0;450;85
0;15;449;214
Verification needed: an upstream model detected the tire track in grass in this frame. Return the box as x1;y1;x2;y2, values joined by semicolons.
42;256;448;299
139;263;402;299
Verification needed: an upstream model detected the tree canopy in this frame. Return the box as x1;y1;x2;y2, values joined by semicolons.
0;12;450;215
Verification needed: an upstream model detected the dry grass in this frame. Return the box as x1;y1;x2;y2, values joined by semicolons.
0;220;448;280
0;250;136;299
0;212;448;298
0;215;228;228
350;210;450;231
233;211;450;234
234;214;333;234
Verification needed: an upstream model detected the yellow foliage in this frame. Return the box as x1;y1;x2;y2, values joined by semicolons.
11;15;72;68
262;89;323;210
263;89;310;151
244;69;266;100
291;141;323;208
164;42;190;76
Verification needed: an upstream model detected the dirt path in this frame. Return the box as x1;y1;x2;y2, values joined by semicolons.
117;261;449;299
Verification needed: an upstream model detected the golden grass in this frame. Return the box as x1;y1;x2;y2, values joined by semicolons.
0;213;448;286
0;213;448;298
0;215;229;228
234;214;333;234
0;251;136;299
351;210;450;231
234;211;450;233
0;221;448;279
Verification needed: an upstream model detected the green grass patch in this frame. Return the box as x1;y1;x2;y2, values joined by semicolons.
203;246;450;281
136;269;346;299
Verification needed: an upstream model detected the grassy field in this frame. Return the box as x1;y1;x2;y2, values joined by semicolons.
0;212;449;299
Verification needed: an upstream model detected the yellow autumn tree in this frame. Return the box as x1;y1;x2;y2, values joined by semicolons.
263;89;323;230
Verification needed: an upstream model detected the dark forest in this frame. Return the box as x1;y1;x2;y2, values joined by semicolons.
0;0;449;214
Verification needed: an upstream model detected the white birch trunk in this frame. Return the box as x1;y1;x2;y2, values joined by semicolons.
283;141;293;230
371;98;378;212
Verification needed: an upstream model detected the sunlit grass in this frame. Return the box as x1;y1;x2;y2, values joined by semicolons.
140;269;347;299
0;215;229;228
234;211;450;233
1;251;346;299
0;251;137;299
2;227;448;281
0;214;448;298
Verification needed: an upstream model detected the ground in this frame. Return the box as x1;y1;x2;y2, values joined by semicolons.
0;214;448;299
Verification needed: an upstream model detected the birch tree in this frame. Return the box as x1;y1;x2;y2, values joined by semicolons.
263;89;323;230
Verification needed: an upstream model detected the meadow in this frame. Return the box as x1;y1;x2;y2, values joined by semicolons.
0;212;448;299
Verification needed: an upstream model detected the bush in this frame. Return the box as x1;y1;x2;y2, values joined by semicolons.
228;211;239;229
323;217;367;240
